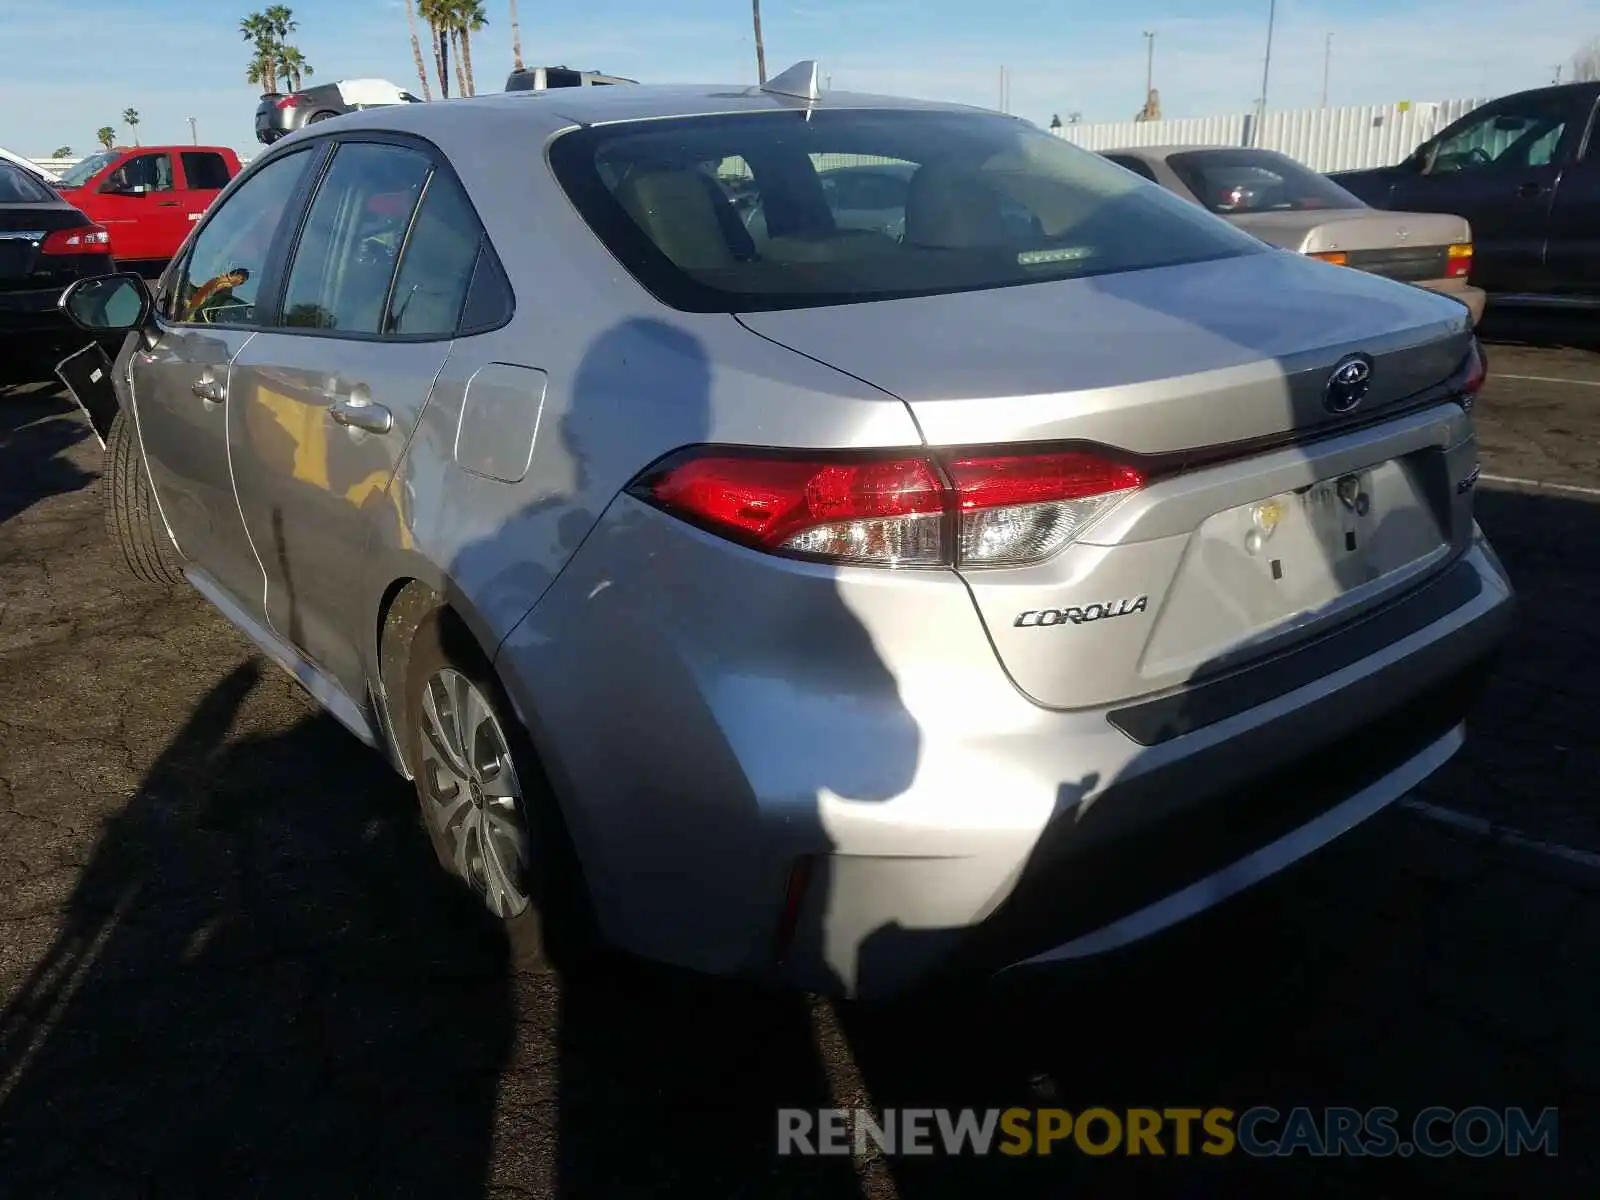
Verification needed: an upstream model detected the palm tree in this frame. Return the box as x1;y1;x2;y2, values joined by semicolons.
751;0;766;84
455;0;487;95
263;4;297;43
403;0;433;100
96;127;117;151
450;26;467;96
278;46;312;91
122;108;141;146
245;52;277;93
508;0;523;71
240;12;279;92
420;0;451;96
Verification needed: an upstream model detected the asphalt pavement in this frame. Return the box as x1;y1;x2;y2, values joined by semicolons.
1;319;1597;1198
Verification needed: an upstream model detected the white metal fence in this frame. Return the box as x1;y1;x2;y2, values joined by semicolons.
1053;99;1487;173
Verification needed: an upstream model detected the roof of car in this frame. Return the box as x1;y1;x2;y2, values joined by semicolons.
1100;145;1261;159
309;81;996;142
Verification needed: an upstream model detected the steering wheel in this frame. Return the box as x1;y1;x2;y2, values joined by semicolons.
1462;146;1493;169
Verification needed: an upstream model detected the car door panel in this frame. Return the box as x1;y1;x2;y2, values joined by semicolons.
1545;99;1600;295
130;146;319;617
228;337;450;692
98;152;184;262
127;327;262;603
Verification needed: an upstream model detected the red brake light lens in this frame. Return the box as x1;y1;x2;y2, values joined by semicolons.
1462;339;1486;397
275;95;303;109
40;224;111;255
1447;242;1472;279
633;447;1143;568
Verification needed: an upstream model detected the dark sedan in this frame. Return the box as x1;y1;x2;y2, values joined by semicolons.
0;159;115;361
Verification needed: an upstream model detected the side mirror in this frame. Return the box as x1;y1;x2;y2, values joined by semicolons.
59;273;153;333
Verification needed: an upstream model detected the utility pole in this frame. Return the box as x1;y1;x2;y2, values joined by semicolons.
1321;33;1332;107
187;116;197;145
1143;31;1156;108
1255;0;1277;145
1553;64;1563;84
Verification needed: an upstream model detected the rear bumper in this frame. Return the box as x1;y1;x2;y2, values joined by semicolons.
1416;277;1486;325
501;496;1513;1001
0;285;84;345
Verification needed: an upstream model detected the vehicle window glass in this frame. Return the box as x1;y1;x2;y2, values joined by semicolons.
181;151;232;190
0;160;55;203
384;171;484;336
1165;149;1363;213
170;150;312;325
280;141;431;333
56;151;117;188
1430;103;1570;174
1103;154;1158;183
550;109;1263;313
545;68;582;87
104;153;175;194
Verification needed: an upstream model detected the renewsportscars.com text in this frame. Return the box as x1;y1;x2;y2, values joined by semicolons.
777;1106;1558;1158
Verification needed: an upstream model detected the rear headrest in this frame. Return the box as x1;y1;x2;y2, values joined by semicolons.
903;164;1014;249
612;167;749;270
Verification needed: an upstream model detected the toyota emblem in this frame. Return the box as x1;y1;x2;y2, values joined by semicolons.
1324;354;1374;414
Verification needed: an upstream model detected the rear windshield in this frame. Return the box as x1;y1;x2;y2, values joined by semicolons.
0;160;55;202
548;109;1263;312
1166;149;1364;215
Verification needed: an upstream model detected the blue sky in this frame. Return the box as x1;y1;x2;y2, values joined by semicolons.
0;0;1589;158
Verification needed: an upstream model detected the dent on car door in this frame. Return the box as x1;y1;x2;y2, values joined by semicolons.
226;139;485;696
128;147;316;611
1392;92;1583;292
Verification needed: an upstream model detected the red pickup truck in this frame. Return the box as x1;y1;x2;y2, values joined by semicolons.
52;145;242;274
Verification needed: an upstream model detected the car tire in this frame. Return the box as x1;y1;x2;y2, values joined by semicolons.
403;609;600;971
103;408;184;587
307;110;337;124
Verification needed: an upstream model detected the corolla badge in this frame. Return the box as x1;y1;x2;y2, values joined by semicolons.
1324;353;1374;414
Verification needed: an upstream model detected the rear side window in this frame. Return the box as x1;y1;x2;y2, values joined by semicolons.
550;109;1261;313
1103;154;1158;183
0;160;54;203
182;152;233;190
280;142;431;333
384;172;484;336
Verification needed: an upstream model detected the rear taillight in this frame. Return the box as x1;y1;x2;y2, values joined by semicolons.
40;224;111;255
1462;339;1487;397
275;95;303;109
631;447;1145;568
1309;250;1348;266
1447;242;1472;278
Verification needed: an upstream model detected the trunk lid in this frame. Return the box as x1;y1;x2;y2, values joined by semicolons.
1229;209;1473;284
738;249;1479;711
736;249;1471;454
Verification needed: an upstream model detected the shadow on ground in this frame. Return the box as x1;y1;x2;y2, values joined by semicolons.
0;365;93;528
0;484;1593;1196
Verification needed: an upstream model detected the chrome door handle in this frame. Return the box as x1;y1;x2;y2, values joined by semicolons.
191;375;224;402
329;393;394;434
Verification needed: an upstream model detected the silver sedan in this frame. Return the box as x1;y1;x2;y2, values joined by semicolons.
59;64;1511;999
1101;145;1486;324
